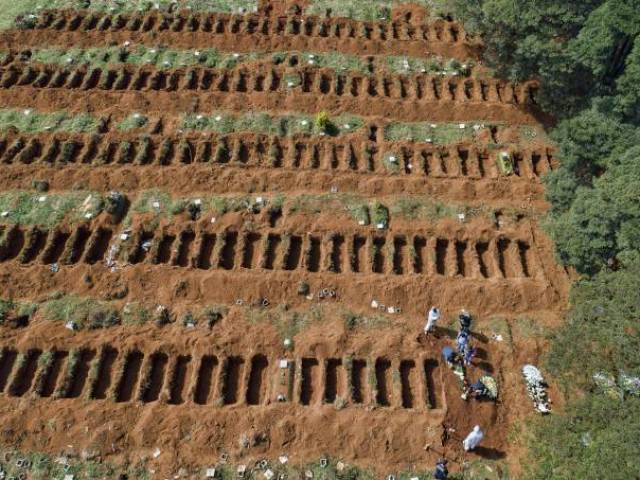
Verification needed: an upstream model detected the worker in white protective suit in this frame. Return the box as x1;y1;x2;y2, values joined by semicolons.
424;306;441;336
462;425;484;451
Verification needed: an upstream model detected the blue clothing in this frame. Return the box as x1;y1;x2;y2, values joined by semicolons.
459;313;472;330
433;463;448;480
471;380;486;394
464;347;477;365
442;346;456;363
457;332;469;352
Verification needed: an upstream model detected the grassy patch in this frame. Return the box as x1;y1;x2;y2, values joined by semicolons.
28;45;263;70
0;298;37;325
0;447;150;479
288;194;374;225
0;191;104;226
386;55;473;76
12;46;471;79
300;51;368;74
182;111;363;137
496;151;514;175
305;0;430;21
0;109;99;134
125;190;267;226
342;310;392;330
389;197;490;222
245;304;326;342
5;0;259;30
117;112;148;131
385;121;495;144
41;294;121;330
382;152;402;174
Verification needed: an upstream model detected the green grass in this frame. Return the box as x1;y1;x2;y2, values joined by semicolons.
0;109;99;134
389;197;490;222
27;46;263;71
182;111;363;137
245;304;326;342
0;298;34;325
496;151;514;175
117;112;148;131
41;294;121;330
11;44;474;79
342;310;391;330
382;152;402;174
0;447;150;479
385;121;497;144
288;194;379;226
4;0;259;30
299;51;368;74
305;0;430;21
125;190;264;226
0;191;105;226
386;55;474;76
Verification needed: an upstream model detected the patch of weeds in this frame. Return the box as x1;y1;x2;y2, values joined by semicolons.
384;121;496;145
122;302;151;326
346;200;370;226
117;113;148;131
0;191;104;227
513;316;547;340
496;151;514;175
302;51;368;74
284;73;302;89
386;55;473;76
486;316;513;347
371;202;389;228
182;311;197;327
0;109;99;134
245;304;325;342
0;298;16;324
342;310;391;330
382;152;401;174
0;447;141;479
305;0;392;21
126;189;173;224
3;1;259;30
458;459;511;480
41;295;120;330
201;305;227;328
183;110;363;137
315;111;331;132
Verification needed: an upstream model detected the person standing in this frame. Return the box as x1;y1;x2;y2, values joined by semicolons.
459;310;472;333
457;330;469;353
424;306;441;336
433;459;448;479
463;426;484;451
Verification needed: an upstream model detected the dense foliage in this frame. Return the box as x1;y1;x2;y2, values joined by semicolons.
432;0;640;477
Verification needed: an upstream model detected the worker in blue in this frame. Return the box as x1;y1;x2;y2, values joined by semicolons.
433;459;448;480
456;330;469;353
459;310;472;333
442;346;459;367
